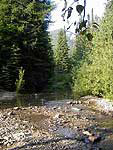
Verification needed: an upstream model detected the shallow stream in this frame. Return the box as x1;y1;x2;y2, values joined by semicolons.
0;92;113;150
0;92;72;108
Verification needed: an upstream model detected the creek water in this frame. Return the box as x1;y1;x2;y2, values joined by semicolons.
0;92;73;108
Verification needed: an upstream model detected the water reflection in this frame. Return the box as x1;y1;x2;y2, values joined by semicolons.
0;92;73;109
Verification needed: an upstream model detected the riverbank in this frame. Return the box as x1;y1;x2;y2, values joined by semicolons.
80;96;113;115
0;97;113;150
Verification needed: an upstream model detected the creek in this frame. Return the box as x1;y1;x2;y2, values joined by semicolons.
0;92;113;150
0;92;72;108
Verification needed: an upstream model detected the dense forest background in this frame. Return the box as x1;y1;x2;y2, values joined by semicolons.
0;0;53;93
0;0;113;99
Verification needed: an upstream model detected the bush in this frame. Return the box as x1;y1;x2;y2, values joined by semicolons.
72;1;113;99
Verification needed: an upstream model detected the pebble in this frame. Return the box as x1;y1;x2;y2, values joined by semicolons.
0;97;112;150
88;134;101;143
53;113;63;119
83;131;92;136
13;107;20;110
71;107;81;112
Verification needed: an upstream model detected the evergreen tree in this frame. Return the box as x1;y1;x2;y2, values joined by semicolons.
49;29;71;92
54;29;70;72
72;31;93;97
73;0;113;99
0;0;53;92
72;33;92;70
0;46;21;91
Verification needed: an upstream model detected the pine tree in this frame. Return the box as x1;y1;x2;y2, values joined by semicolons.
0;0;53;92
49;29;71;92
54;29;70;72
72;33;92;70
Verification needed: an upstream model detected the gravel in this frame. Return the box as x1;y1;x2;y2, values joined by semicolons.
0;97;113;149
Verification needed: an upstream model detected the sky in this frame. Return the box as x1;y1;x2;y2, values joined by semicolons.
49;0;107;32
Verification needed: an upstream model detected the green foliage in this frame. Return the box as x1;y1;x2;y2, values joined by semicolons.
72;32;92;70
0;46;21;91
72;31;93;98
48;72;72;92
49;29;72;92
15;67;25;94
72;1;113;99
54;29;70;72
0;0;53;92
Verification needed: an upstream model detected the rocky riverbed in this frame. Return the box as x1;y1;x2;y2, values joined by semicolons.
0;97;113;150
